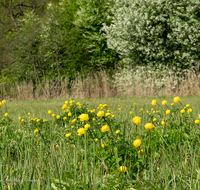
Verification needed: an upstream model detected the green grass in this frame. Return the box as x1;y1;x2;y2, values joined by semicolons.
0;96;200;189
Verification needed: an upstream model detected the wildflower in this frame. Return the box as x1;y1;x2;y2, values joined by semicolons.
84;124;90;130
97;111;104;117
132;116;141;125
77;128;86;135
157;167;160;170
48;110;52;114
119;166;127;172
153;118;157;122
55;145;59;149
180;109;185;114
56;115;61;119
18;117;21;120
92;118;96;121
171;103;174;106
34;129;39;134
2;100;6;104
79;114;89;121
62;104;67;109
162;100;167;105
112;115;115;118
161;120;165;126
186;104;190;107
151;100;156;106
65;101;68;104
107;110;110;113
71;126;74;128
138;149;144;154
95;138;98;142
68;112;72;117
187;108;192;113
166;110;170;114
153;111;155;114
147;111;149;113
0;102;2;106
4;113;8;117
101;125;109;132
36;119;40;122
115;130;120;134
133;139;142;148
173;96;181;103
156;111;160;113
118;108;121;111
65;133;71;138
28;113;30;115
63;117;67;120
145;123;154;130
133;103;136;105
194;120;200;124
101;144;105;148
52;114;55;117
130;111;133;114
105;113;111;117
140;108;143;111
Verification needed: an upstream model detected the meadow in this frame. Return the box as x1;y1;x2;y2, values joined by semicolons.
0;96;200;189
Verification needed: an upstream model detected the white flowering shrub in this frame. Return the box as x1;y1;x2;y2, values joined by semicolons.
103;0;200;69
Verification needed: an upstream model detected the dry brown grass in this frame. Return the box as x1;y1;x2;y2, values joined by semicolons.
1;68;200;101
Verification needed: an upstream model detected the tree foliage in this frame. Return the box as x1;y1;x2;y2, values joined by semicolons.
103;0;200;69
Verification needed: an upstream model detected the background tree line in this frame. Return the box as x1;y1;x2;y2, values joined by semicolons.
0;0;200;98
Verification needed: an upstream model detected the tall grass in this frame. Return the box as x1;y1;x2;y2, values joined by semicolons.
1;67;200;101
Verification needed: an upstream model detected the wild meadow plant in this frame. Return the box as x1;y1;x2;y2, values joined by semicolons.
0;97;199;189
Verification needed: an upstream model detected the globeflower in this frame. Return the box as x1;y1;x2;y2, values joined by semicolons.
187;108;192;113
161;120;165;126
34;128;39;134
56;115;61;119
84;124;90;130
77;128;86;135
2;100;6;104
145;123;154;130
132;116;141;125
153;118;157;122
162;100;167;105
63;117;67;120
194;120;200;124
180;109;185;114
138;149;144;154
65;133;71;138
105;113;111;117
151;100;156;106
97;111;104;117
166;110;170;114
186;104;190;107
52;114;55;117
173;96;181;103
101;125;109;132
133;139;142;148
101;144;105;148
4;113;8;117
79;113;89;121
68;112;72;117
115;130;120;134
119;166;127;172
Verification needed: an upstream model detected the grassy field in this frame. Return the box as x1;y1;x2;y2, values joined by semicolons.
0;96;200;189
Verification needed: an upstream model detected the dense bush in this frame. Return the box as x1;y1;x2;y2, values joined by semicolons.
103;0;200;69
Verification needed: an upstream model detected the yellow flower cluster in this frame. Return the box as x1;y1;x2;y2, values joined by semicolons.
132;116;141;125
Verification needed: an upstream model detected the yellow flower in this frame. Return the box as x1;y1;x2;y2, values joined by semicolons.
4;113;8;117
140;108;143;111
79;113;89;121
171;103;174;106
52;114;55;117
48;110;52;114
166;110;170;114
132;116;141;125
105;113;111;117
162;100;167;105
173;96;181;103
34;128;39;134
28;113;31;115
112;115;115;118
119;166;127;172
187;108;192;113
77;128;86;135
62;104;67;110
55;145;59;149
161;120;165;126
194;120;200;124
97;111;104;117
65;133;71;138
68;112;72;117
157;167;160;170
151;100;156;106
151;108;154;111
84;124;90;130
63;117;67;120
2;100;6;104
36;119;40;122
92;118;96;121
185;104;189;107
153;111;155;114
147;111;149;113
115;130;120;134
138;149;144;154
133;103;136;105
18;117;21;120
56;115;60;119
145;123;154;130
71;126;74;129
133;139;142;148
156;111;160;113
101;125;109;132
0;102;2;106
130;111;133;114
180;109;185;114
153;118;157;122
95;138;98;142
118;108;121;111
101;144;105;148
